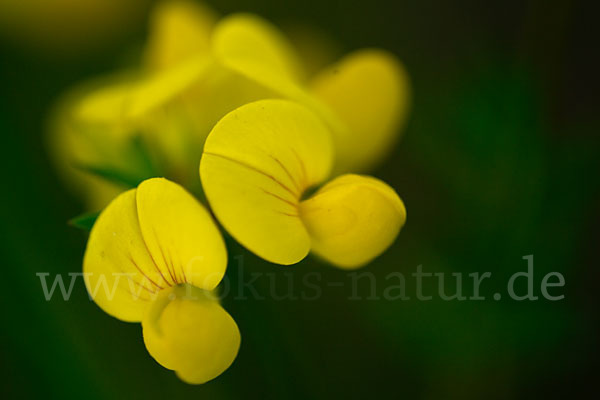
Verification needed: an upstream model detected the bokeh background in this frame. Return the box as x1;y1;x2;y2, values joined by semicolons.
1;0;599;398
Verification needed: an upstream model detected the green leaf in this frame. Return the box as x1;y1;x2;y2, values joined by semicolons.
68;211;101;232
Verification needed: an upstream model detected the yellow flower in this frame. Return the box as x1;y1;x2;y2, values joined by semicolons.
144;0;217;70
208;14;411;174
200;99;406;269
142;5;411;174
47;57;211;208
49;1;410;208
83;177;240;383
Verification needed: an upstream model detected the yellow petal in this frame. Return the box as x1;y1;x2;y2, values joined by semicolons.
51;57;211;206
179;64;277;141
299;174;406;269
200;99;334;265
211;13;304;85
83;189;164;322
65;58;210;193
136;178;227;291
71;77;135;128
211;13;347;143
74;56;210;126
83;178;226;321
144;0;217;70
310;49;411;174
128;56;211;120
142;284;240;384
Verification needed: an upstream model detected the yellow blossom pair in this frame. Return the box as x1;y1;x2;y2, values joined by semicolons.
201;99;406;268
64;0;410;386
83;100;405;385
84;178;239;384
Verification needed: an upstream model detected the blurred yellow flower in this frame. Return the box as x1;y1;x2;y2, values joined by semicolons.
84;177;239;383
200;100;406;269
144;0;217;70
49;0;410;210
47;56;211;209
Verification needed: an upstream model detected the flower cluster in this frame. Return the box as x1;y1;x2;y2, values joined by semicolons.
49;0;410;384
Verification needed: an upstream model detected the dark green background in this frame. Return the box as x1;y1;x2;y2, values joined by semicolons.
1;0;598;398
